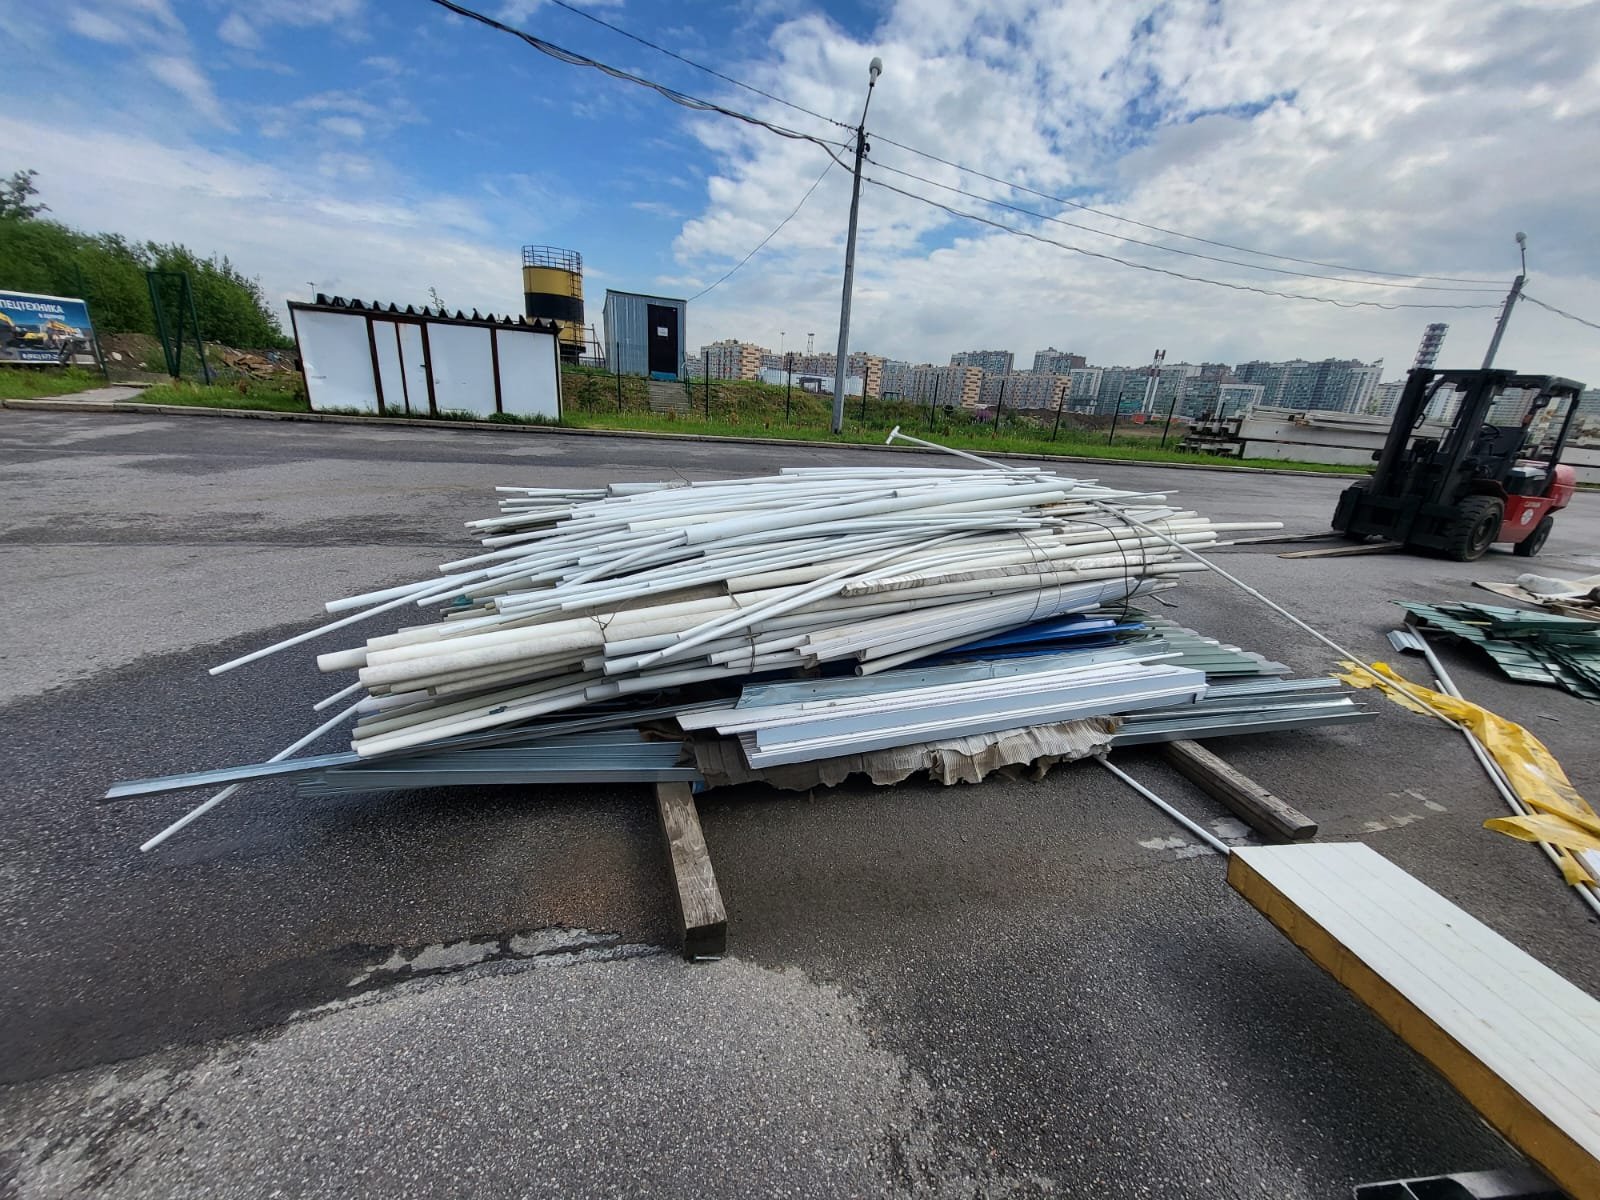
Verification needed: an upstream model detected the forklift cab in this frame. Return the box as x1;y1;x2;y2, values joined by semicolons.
1331;368;1584;561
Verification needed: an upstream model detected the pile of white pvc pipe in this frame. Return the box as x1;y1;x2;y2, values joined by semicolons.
216;465;1280;760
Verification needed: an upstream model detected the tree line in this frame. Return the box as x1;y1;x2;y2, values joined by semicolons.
0;169;291;349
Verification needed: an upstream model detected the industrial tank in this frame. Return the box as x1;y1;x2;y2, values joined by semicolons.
522;245;585;361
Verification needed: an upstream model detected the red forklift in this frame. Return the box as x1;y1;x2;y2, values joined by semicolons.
1331;368;1585;561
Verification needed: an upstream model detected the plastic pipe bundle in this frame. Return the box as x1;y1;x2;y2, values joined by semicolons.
220;465;1280;759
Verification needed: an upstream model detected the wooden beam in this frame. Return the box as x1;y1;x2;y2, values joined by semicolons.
655;782;727;960
1161;739;1316;841
1230;844;1600;1200
1278;541;1403;559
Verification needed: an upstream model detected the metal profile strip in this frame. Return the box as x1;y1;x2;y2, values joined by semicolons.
1110;707;1375;746
743;676;1208;767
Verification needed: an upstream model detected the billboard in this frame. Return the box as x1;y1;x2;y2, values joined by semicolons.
0;291;98;366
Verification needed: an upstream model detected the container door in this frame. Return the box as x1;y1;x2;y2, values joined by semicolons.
646;304;678;378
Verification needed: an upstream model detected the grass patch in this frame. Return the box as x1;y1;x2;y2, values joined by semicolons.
134;381;308;412
89;361;1372;477
567;410;1366;474
0;367;107;401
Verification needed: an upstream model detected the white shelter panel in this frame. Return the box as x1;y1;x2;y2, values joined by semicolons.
426;323;496;418
296;310;379;413
495;328;560;419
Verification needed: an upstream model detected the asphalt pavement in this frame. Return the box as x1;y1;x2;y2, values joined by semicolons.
2;411;1597;1198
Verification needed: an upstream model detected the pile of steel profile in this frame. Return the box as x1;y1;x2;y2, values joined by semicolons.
109;463;1379;847
1400;600;1600;701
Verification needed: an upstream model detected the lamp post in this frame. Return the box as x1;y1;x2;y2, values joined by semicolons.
1481;232;1527;370
831;57;883;435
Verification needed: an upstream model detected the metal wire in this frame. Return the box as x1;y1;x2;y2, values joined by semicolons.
424;0;847;151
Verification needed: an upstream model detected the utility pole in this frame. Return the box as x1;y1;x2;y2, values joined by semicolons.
831;57;883;435
1481;232;1527;370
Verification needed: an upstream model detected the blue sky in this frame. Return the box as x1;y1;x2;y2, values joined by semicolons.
4;0;1599;382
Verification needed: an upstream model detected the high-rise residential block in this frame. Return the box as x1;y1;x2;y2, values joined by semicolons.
698;339;767;380
1032;348;1087;374
979;371;1069;410
951;349;1015;375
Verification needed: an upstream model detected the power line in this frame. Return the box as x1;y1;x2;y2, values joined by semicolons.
871;133;1505;285
689;156;836;301
864;154;1502;294
856;165;1503;312
434;0;1514;297
480;0;1503;286
1522;293;1600;334
538;0;851;133
424;0;846;151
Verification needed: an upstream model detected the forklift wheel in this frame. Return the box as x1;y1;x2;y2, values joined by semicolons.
1512;515;1553;558
1443;496;1503;562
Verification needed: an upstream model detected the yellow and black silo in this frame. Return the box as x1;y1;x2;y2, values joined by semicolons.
522;245;585;362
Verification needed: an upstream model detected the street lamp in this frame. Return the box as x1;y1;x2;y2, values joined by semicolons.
830;57;883;434
1481;232;1528;370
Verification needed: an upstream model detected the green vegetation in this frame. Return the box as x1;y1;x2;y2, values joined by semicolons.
133;380;307;412
98;363;1365;475
1;169;290;349
0;367;104;400
560;367;1368;474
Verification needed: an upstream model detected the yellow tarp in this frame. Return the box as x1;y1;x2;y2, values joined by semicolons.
1336;661;1598;887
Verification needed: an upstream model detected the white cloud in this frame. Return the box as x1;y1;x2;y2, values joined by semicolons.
144;54;232;128
217;12;260;48
318;116;367;140
632;200;686;219
225;0;365;27
2;119;525;327
67;0;183;41
667;0;1600;385
496;0;624;20
67;10;133;42
62;1;231;129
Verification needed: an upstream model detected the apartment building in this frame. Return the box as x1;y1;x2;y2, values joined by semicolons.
1032;348;1087;374
698;339;766;380
950;349;1015;375
978;371;1070;410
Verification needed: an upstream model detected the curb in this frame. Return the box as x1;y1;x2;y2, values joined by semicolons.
1;396;1370;480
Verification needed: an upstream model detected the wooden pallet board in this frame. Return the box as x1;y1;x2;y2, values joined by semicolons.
656;782;727;960
1161;739;1316;841
1229;843;1600;1200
